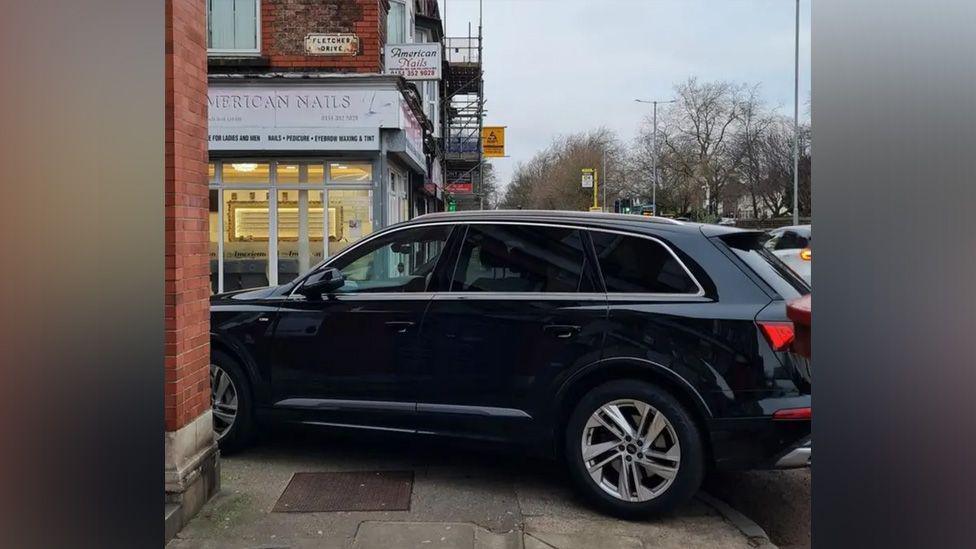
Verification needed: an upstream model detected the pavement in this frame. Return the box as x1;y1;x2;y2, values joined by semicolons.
704;469;811;549
168;427;766;549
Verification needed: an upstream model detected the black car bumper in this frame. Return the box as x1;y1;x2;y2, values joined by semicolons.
708;416;812;471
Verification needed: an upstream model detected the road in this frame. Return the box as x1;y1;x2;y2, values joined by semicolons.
703;468;811;549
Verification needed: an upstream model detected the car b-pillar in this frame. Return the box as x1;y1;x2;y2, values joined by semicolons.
163;0;219;542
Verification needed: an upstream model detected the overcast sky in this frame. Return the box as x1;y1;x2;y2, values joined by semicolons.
441;0;811;189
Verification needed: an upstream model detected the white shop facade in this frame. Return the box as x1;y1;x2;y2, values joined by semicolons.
207;75;429;293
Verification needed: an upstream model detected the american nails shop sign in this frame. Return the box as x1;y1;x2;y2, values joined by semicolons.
384;43;442;81
207;85;402;151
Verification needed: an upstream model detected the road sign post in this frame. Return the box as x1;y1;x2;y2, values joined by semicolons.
581;168;598;210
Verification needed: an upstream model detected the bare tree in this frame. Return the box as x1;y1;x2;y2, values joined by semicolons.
499;79;812;220
658;78;747;216
733;87;776;218
479;161;500;209
499;128;623;211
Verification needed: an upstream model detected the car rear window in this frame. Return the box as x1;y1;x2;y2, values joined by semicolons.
720;232;810;299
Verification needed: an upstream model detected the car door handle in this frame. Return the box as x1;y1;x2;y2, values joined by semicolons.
543;324;581;339
385;321;416;334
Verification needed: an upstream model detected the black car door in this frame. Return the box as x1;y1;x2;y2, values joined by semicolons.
270;223;456;431
416;222;608;441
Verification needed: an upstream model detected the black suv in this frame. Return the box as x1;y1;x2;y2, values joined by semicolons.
210;210;811;517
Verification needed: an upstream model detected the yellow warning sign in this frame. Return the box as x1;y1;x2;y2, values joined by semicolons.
481;126;506;157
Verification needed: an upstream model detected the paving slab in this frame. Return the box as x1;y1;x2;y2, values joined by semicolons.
352;522;474;549
169;429;757;549
525;530;642;549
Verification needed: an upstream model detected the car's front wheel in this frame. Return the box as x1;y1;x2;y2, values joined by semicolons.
210;350;253;453
564;379;704;518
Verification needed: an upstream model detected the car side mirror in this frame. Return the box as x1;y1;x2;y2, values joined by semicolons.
297;267;345;297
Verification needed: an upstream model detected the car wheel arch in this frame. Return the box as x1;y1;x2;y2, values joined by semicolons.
551;357;714;464
209;334;264;404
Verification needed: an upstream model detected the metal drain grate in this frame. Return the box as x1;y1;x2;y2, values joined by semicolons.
273;471;413;513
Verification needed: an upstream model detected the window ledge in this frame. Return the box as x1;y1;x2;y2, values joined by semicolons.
208;55;271;70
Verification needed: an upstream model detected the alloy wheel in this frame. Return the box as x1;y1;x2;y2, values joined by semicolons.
210;364;238;440
581;399;681;502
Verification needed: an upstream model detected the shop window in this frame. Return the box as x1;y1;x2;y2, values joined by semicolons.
222;189;269;290
277;190;324;284
222;162;270;183
328;189;373;256
209;189;219;293
330;162;373;183
276;163;300;184
307;163;325;183
208;0;259;54
208;162;216;183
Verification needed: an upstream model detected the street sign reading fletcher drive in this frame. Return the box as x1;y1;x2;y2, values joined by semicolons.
305;34;359;55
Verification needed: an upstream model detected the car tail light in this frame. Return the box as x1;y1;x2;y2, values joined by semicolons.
773;407;811;420
799;248;812;261
758;321;795;351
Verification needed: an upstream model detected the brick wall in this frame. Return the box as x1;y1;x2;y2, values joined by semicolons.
259;0;388;71
165;0;211;432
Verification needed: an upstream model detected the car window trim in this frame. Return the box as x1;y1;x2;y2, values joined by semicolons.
290;220;706;299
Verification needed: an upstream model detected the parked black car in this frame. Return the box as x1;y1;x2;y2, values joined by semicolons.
209;210;811;517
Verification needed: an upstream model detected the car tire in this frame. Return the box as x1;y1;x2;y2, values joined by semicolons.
210;349;254;453
564;379;704;518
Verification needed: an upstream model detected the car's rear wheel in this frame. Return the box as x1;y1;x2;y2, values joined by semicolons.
210;350;253;453
564;379;704;518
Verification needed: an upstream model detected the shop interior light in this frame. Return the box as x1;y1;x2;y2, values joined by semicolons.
232;163;258;172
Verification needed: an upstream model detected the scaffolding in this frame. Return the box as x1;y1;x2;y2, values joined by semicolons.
442;21;484;210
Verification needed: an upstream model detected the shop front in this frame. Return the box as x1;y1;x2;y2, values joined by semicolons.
207;76;429;293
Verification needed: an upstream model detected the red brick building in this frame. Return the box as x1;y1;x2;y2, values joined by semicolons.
164;1;445;540
208;0;390;72
164;0;218;541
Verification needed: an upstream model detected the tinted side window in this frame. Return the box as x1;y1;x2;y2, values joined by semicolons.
451;224;594;293
589;231;699;294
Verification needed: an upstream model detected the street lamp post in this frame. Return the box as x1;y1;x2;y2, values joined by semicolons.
635;98;677;216
793;0;800;225
601;148;607;212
